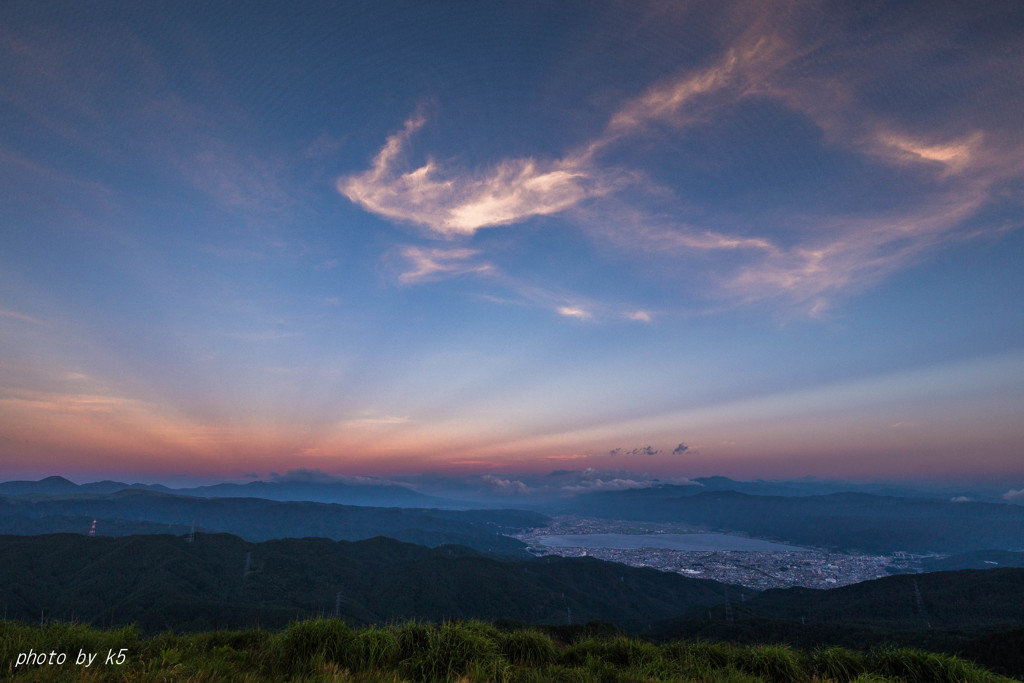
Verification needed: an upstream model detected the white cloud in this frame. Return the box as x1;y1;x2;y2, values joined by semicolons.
550;467;698;495
543;453;590;461
337;3;1023;315
339;114;610;236
556;306;591;320
627;310;653;322
602;34;789;141
0;309;53;328
1004;489;1024;501
339;415;411;427
877;131;983;175
269;468;404;488
480;474;530;496
393;247;648;324
269;467;337;484
398;246;493;284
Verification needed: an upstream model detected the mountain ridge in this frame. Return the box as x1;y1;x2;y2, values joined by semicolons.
562;486;1024;554
0;490;545;556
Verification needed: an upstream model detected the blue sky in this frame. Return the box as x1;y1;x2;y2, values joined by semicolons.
1;1;1022;486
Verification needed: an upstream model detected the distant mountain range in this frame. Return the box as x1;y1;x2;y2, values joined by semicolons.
5;476;1024;557
0;489;545;556
0;475;458;508
561;486;1024;554
687;476;1020;503
916;550;1024;572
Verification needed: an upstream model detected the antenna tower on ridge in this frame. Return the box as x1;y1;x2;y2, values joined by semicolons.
88;519;97;537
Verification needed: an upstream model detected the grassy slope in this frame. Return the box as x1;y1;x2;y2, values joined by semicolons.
1;619;1017;683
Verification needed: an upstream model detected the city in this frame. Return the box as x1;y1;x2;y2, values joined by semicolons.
515;516;921;590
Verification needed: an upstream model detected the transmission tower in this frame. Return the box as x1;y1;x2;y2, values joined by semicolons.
912;578;931;629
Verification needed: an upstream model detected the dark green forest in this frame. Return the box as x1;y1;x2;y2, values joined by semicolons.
0;533;746;633
1;533;1022;678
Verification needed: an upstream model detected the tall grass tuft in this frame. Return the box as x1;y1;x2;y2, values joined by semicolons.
500;629;556;667
560;637;604;667
870;645;1003;683
663;639;735;676
397;621;433;660
733;643;804;683
186;627;270;654
401;621;505;682
601;635;663;670
811;646;867;682
355;625;400;670
276;618;356;672
849;674;898;682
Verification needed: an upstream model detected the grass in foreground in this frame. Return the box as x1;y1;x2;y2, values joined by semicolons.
0;619;1015;682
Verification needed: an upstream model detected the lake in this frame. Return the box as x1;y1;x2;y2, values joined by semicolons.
534;533;809;552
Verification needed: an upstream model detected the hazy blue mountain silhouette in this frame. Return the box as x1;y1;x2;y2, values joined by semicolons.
0;476;453;508
563;487;1024;554
0;490;544;556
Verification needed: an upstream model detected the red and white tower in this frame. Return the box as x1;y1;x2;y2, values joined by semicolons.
88;518;97;537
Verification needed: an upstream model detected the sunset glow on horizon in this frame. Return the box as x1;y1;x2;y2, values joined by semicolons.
1;1;1022;487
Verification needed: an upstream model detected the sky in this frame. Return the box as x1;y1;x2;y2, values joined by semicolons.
1;1;1022;487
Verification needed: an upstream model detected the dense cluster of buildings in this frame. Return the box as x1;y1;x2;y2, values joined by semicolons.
515;516;913;590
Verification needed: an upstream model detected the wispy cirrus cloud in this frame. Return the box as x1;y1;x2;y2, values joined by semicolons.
337;415;412;428
0;309;54;328
336;38;784;243
543;453;591;461
397;246;494;284
395;245;653;324
339;2;1022;315
335;14;793;243
720;186;994;311
339;114;614;236
267;468;405;487
480;474;531;496
626;310;653;323
552;467;697;495
556;306;591;321
608;445;659;457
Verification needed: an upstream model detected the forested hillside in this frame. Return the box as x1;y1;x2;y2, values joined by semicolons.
0;533;746;633
0;491;544;556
